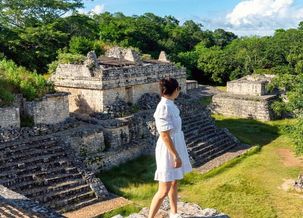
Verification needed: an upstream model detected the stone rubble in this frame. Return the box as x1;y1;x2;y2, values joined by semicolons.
112;198;229;218
294;174;303;191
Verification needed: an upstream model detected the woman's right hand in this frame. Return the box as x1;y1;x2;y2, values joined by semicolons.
173;155;182;168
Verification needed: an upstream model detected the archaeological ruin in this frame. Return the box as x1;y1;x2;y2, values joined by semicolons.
50;47;187;114
0;47;244;216
211;74;278;121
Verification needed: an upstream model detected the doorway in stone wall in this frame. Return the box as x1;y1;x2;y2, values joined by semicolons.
125;86;133;104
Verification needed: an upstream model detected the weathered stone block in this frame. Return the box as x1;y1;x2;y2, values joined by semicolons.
0;106;20;128
23;92;70;125
211;93;276;121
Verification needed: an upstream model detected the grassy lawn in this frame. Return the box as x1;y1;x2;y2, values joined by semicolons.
98;116;303;218
216;86;227;92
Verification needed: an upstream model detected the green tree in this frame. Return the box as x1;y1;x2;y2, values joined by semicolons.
0;0;82;27
0;0;83;72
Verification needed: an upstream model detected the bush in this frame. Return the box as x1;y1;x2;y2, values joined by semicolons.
282;118;303;155
0;59;54;102
47;50;86;74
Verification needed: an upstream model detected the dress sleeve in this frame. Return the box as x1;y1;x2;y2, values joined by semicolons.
155;104;174;132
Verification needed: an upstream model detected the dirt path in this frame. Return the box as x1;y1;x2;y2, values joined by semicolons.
63;196;132;218
276;148;303;167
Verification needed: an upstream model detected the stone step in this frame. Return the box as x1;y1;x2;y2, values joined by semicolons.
0;160;70;180
182;112;208;123
58;196;100;213
24;179;86;198
0;203;41;218
35;183;92;204
1;166;78;188
193;141;236;167
189;131;227;152
46;190;97;212
182;117;211;127
185;128;218;148
0;207;27;218
0;151;68;172
194;131;228;150
7;172;83;192
193;136;232;156
182;115;212;124
182;119;212;134
184;124;215;139
0;139;56;153
0;146;64;165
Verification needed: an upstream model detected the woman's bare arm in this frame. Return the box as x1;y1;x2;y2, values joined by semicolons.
160;130;182;168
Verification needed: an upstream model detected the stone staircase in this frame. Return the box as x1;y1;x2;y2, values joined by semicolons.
181;110;240;167
0;201;39;218
0;137;108;213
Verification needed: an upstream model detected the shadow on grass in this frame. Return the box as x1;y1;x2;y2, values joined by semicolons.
98;155;156;197
213;116;280;146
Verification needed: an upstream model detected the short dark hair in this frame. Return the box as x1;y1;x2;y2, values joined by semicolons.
159;77;179;96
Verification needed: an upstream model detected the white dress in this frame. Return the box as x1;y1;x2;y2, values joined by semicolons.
153;96;193;182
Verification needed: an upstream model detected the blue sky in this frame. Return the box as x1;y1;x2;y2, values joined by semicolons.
83;0;303;36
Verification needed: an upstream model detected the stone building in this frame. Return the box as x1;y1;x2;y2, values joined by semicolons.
211;74;278;121
50;47;187;114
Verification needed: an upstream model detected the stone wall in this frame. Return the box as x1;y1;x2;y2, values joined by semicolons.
186;80;199;90
64;126;106;158
227;80;268;96
73;109;157;172
53;87;103;113
51;62;186;113
211;93;277;121
103;125;130;150
24;92;70;125
0;107;20;128
87;139;152;171
101;64;186;90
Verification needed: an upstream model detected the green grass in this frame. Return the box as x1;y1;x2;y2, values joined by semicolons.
99;116;303;218
199;96;212;106
216;86;227;92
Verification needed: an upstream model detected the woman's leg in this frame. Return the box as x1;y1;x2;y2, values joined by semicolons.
168;180;178;214
148;181;172;218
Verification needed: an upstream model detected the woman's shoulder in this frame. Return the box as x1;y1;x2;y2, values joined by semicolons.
154;101;177;118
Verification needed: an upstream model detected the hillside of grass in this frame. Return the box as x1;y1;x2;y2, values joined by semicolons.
98;116;303;218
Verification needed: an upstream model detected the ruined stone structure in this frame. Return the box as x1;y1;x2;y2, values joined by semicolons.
50;47;187;114
186;80;199;90
0;117;109;213
23;92;70;125
67;94;241;172
211;74;278;121
0;107;20;128
0;47;244;216
0;92;70;127
0;185;63;217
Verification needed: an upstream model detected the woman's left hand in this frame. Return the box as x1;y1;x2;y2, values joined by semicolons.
173;156;182;168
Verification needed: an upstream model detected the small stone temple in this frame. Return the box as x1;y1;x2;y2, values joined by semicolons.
50;47;187;114
211;74;278;121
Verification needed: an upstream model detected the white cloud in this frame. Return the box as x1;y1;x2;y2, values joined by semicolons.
91;4;105;14
76;4;105;15
223;0;303;36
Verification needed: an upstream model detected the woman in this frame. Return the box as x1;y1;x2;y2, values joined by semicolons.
148;78;193;218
